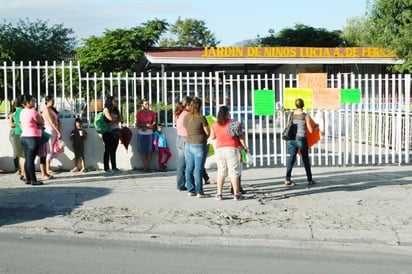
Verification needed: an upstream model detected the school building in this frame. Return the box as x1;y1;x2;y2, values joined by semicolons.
0;47;410;172
137;46;403;75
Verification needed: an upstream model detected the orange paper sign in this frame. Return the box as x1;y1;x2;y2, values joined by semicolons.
298;73;327;89
312;88;341;110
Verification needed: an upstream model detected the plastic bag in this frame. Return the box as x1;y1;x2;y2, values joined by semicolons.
241;150;253;165
53;139;65;154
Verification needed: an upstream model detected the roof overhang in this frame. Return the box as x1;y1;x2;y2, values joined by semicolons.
145;56;403;65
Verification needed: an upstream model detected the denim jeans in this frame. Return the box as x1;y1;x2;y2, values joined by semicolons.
285;137;313;182
21;137;41;182
176;135;186;190
185;143;206;195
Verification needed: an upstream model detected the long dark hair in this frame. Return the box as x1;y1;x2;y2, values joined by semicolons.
174;102;184;118
15;94;24;108
105;96;120;115
45;95;58;114
217;106;230;125
23;94;34;106
189;97;202;118
181;95;192;108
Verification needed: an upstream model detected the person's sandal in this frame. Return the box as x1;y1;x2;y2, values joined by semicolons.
42;175;54;180
284;181;296;186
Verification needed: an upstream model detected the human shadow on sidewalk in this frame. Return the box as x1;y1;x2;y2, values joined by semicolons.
0;186;111;226
241;168;412;202
46;169;176;185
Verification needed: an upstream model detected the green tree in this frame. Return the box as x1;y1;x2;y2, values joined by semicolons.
0;43;12;62
77;19;168;74
366;0;412;73
341;16;374;46
0;18;76;63
260;24;345;47
159;17;219;47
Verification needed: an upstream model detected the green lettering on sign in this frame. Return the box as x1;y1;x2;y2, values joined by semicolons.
253;89;275;116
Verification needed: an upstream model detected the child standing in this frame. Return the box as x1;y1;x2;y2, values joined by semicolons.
153;124;172;171
70;118;87;172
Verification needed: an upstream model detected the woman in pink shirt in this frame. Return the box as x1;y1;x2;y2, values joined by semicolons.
210;106;248;200
20;95;45;185
175;96;191;190
41;95;62;178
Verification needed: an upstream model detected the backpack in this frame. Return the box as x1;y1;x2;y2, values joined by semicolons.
228;120;243;137
94;112;110;134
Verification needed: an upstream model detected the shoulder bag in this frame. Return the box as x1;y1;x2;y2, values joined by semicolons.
281;112;294;141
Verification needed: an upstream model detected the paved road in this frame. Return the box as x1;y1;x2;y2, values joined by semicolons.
1;232;411;274
0;165;411;255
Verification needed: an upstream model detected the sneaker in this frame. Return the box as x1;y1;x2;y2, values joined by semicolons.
31;181;44;186
234;194;245;201
215;194;223;201
112;168;121;173
105;170;114;175
197;193;209;198
187;192;196;196
70;167;79;172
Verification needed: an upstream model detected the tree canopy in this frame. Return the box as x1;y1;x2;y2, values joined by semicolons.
77;19;168;74
260;24;345;47
341;16;372;47
367;0;412;73
0;18;77;63
342;0;411;72
159;17;219;47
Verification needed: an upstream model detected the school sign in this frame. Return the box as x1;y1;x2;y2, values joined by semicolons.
201;47;397;59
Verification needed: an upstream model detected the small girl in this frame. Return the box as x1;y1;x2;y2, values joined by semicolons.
70;118;87;172
153;124;172;171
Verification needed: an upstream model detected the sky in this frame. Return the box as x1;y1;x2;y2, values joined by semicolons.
0;0;368;46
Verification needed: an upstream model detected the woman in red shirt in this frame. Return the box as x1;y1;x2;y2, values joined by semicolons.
210;106;248;200
135;98;157;172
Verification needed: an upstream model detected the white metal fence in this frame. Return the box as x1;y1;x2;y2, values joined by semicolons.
1;61;411;167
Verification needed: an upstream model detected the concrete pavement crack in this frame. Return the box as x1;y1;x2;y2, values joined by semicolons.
309;224;314;239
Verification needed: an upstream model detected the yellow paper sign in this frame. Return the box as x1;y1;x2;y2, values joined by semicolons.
284;88;313;110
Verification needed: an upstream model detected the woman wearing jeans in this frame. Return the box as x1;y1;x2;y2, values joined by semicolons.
20;95;45;185
285;98;322;187
175;96;191;190
183;97;210;198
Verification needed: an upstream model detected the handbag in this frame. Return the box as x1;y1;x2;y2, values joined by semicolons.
282;112;294;141
39;129;51;145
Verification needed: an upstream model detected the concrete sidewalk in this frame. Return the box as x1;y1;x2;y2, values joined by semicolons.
0;165;411;254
